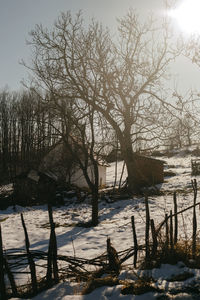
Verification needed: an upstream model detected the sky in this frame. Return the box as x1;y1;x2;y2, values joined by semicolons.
0;0;200;92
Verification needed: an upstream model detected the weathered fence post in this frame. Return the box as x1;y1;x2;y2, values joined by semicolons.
46;234;53;285
106;237;121;274
46;204;58;285
52;228;58;283
165;213;169;253
170;210;174;251
173;192;178;244
21;213;37;294
145;195;150;261
192;179;197;258
131;216;138;267
151;219;157;258
0;225;7;299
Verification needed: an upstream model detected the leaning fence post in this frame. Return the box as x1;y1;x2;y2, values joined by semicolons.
131;216;138;267
46;231;53;285
192;180;197;258
151;219;157;258
165;213;169;253
173;192;178;244
52;226;58;283
46;204;58;284
21;213;37;293
170;210;174;251
145;195;150;261
0;225;7;299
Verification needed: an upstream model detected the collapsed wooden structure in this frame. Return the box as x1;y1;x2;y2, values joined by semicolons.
133;155;164;186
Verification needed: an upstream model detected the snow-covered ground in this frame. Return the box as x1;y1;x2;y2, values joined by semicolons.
2;153;200;299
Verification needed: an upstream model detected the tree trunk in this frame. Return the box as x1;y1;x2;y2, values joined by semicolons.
125;157;141;192
91;188;98;226
120;137;141;192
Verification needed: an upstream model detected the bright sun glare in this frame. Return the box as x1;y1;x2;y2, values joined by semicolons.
170;0;200;34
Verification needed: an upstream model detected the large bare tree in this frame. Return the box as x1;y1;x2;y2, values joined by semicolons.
25;9;182;191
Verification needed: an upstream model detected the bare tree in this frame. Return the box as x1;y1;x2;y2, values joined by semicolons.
41;92;107;225
24;9;183;191
66;106;100;226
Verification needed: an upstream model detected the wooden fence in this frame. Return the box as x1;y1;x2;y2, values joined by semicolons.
0;179;200;298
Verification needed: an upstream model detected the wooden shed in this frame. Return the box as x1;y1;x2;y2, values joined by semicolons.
134;155;164;187
13;170;57;205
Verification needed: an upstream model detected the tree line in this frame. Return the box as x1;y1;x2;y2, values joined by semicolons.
0;89;59;182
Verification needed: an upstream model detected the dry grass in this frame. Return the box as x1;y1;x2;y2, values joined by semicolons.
121;277;158;295
82;276;119;294
142;239;200;269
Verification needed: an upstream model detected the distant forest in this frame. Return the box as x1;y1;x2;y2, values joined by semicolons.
0;89;60;183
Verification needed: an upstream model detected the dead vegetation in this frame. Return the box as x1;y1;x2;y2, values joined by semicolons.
121;277;158;295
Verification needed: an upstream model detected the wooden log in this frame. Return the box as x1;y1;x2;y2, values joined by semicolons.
21;213;37;293
170;210;174;251
173;192;178;244
131;216;138;267
0;225;7;299
151;219;157;257
145;195;150;261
